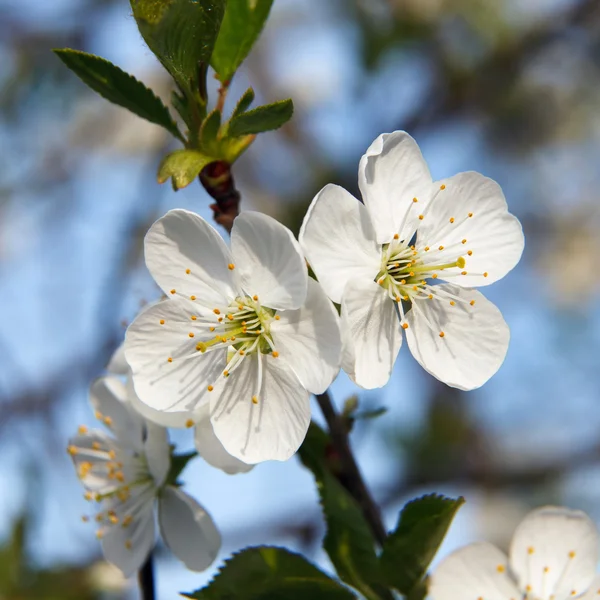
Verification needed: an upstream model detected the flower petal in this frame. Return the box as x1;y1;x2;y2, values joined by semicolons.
69;430;119;492
158;486;221;572
231;211;307;310
341;278;402;389
90;376;144;450
144;423;171;487
577;575;600;600
124;300;225;419
271;278;341;394
145;209;239;308
101;502;155;578
299;183;380;303
107;343;129;375
210;354;311;463
429;542;520;600
418;172;524;287
405;286;509;390
406;284;510;390
358;131;433;244
194;405;253;475
509;506;599;600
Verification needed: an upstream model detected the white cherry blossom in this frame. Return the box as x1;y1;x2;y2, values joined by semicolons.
68;376;221;576
300;131;524;390
429;506;600;600
124;209;341;464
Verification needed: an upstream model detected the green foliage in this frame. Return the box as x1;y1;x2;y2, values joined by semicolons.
232;87;256;119
299;424;389;600
211;0;274;83
158;149;215;190
183;546;357;600
380;494;464;595
228;99;293;137
166;450;197;486
53;49;183;140
130;0;225;95
201;109;222;151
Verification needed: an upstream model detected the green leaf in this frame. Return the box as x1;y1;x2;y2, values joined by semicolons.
157;149;215;190
380;494;465;594
211;0;274;83
53;49;182;141
228;99;293;137
201;109;222;151
231;87;255;119
131;0;225;94
298;424;389;600
165;451;196;486
182;546;357;599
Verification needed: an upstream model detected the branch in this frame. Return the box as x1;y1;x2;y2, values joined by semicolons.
138;553;155;600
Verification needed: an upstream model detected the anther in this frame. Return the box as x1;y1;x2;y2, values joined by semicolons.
438;245;444;251
439;331;445;338
213;309;221;315
468;212;473;217
528;547;535;555
228;263;235;270
239;350;245;356
160;319;165;325
210;327;215;332
227;314;234;321
400;279;406;285
272;351;279;358
94;411;102;420
185;419;194;428
461;271;467;275
450;301;455;306
230;336;236;341
92;442;101;450
103;416;112;426
125;540;133;550
190;295;196;301
428;294;433;299
109;514;119;525
449;217;455;223
81;515;89;523
78;425;88;435
275;316;280;320
170;289;176;295
432;274;438;279
402;323;409;330
253;295;258;301
191;315;197;321
84;492;94;501
467;250;473;256
393;233;399;239
462;239;467;244
497;565;505;573
470;300;475;306
96;530;104;540
223;370;229;377
207;385;214;392
252;396;258;404
121;515;133;528
483;272;489;278
185;269;191;274
196;342;206;352
218;317;223;322
424;246;430;251
167;357;173;363
419;215;424;220
188;332;195;338
413;197;418;203
569;551;576;558
440;184;446;190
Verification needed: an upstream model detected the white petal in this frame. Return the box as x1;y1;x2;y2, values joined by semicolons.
358;131;433;244
429;542;520;600
124;300;225;418
339;309;357;383
144;209;239;307
90;376;144;450
405;286;509;390
158;486;221;572
341;278;402;389
418;172;524;287
125;376;193;428
194;405;253;475
271;278;341;394
69;430;120;492
107;343;129;375
577;575;600;600
144;423;171;487
231;211;307;310
210;354;311;463
299;184;380;303
509;506;599;600
101;503;156;578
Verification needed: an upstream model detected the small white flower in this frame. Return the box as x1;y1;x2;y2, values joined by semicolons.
300;131;524;390
429;506;600;600
68;376;221;577
124;209;341;464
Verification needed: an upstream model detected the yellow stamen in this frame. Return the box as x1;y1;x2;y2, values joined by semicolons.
252;396;258;404
207;385;214;392
185;419;194;428
272;351;279;358
228;263;235;270
439;331;445;338
159;319;165;325
170;289;176;295
402;323;409;330
185;269;191;274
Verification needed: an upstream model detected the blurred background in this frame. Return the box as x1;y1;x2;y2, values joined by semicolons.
1;0;600;596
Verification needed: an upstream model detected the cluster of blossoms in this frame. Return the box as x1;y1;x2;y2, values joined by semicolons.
69;131;525;576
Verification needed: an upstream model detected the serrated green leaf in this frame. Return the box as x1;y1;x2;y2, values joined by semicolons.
157;149;215;190
232;87;255;120
380;494;465;594
201;109;222;151
131;0;225;94
298;424;390;600
53;49;182;141
182;546;357;600
228;99;293;137
211;0;274;83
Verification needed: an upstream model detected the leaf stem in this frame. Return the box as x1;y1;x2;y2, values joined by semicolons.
138;552;155;600
316;390;387;546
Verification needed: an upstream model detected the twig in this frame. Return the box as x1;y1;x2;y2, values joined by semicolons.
138;553;155;600
316;391;387;546
198;161;241;234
